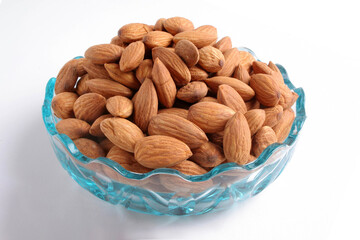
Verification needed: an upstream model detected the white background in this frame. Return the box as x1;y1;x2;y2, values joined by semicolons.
0;0;359;239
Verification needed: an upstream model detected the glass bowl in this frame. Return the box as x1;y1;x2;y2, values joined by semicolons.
42;48;306;216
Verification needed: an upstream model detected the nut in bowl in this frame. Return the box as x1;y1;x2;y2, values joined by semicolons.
42;17;306;216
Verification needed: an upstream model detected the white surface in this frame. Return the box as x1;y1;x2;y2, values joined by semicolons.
0;0;359;239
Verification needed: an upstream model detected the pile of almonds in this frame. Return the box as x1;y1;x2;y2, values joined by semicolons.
52;17;298;176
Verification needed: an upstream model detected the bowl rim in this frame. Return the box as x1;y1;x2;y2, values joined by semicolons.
42;47;306;182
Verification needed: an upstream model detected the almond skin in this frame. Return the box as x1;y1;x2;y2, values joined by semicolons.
51;92;78;119
99;138;115;153
83;59;111;79
250;74;281;107
252;61;273;75
104;63;140;90
190;142;225;168
118;23;153;43
188;102;235;133
198;46;225;72
205;76;255;101
208;131;224;147
239;51;256;73
216;48;240;77
163;17;194;35
73;93;107;123
194;25;217;35
143;31;173;48
86;78;133;98
56;118;90;140
73;138;105;159
174;39;199;67
134;135;192;169
252;126;277;157
135;59;153;83
223;111;251;165
106;96;133;118
151;58;176;108
55;58;83;94
244;109;266;136
133;78;158;132
76;74;91;95
177;81;208;103
106;146;135;165
84;44;124;64
148;113;208;149
272;108;295;143
89;114;113;137
173;31;217;48
189;66;208;81
154;18;166;31
199;96;218;103
170;160;207;175
100;117;144;153
214;36;232;53
245;98;261;111
233;64;251;85
217;84;247;113
157;108;188;119
110;36;126;47
120;41;145;72
152;47;191;86
264;105;284;127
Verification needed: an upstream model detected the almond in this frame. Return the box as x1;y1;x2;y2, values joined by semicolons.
272;108;295;143
252;61;273;75
223;111;251;164
188;102;235;133
189;66;208;81
120;41;145;72
244;109;266;136
233;64;251;85
56;118;90;140
151;58;176;108
73;93;107;123
73;138;105;159
174;39;199;67
199;96;217;103
194;25;217;36
190;142;225;167
216;48;240;77
84;44;124;64
279;86;298;109
239;51;256;73
83;59;111;79
214;36;232;53
55;58;83;94
152;47;191;86
198;46;225;72
143;31;173;48
75;58;87;77
264;105;283;127
118;23;152;43
157;108;188;119
89;114;113;137
106;96;133;118
133;78;158;131
252;126;277;157
173;31;217;48
217;84;247;113
154;18;166;31
100;117;144;152
177;81;208;103
245;98;261;111
148;113;208;149
247;155;257;164
205;76;255;101
104;63;140;89
134;135;192;169
76;74;91;95
99;138;115;153
208;131;224;147
110;36;126;47
121;163;151;173
250;74;281;107
135;59;153;83
106;146;135;165
170;160;207;175
86;78;133;98
51;92;78;119
163;17;194;35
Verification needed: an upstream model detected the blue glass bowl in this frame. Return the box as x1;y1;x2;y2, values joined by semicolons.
42;48;306;216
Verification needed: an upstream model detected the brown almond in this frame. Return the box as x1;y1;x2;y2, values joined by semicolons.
208;131;224;147
152;47;191;86
195;25;217;36
143;31;173;48
252;126;277;157
245;98;261;111
188;102;235;133
217;84;247;113
134;135;192;169
154;18;166;31
73;138;105;159
250;74;281;107
199;96;217;103
264;105;283;127
223;111;251;164
99;138;115;153
239;51;256;73
104;63;140;89
214;36;232;53
247;155;257;164
174;40;199;67
106;96;133;118
73;93;107;123
106;146;135;165
272;108;295;143
205;76;255;101
89;114;113;137
189;66;208;81
170;160;207;175
100;117;144;153
252;61;273;75
76;58;87;77
133;78;158;131
120;41;145;72
177;81;208;103
118;23;152;43
163;17;194;35
151;58;176;108
55;58;83;94
83;59;111;79
233;64;251;85
198;46;225;72
148;113;208;149
86;78;133;98
216;48;240;77
51;92;78;119
121;163;152;173
110;36;126;47
56;118;90;140
84;44;124;64
278;85;298;109
135;59;153;83
173;31;217;48
157;108;188;119
76;74;91;95
190;142;225;168
244;109;266;136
